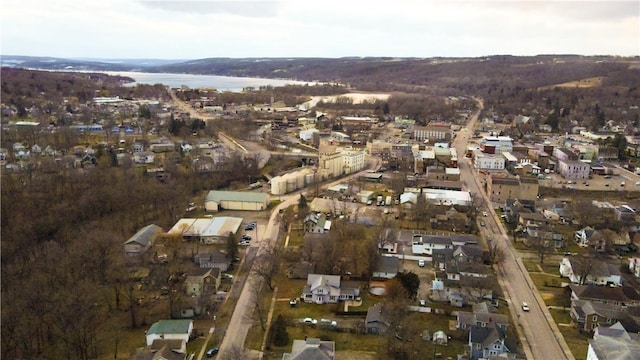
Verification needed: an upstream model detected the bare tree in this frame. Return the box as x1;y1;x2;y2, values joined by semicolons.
531;236;552;264
246;279;267;331
572;254;596;285
485;238;505;265
251;242;282;291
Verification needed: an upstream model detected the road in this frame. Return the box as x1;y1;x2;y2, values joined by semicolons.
217;155;381;359
455;99;573;360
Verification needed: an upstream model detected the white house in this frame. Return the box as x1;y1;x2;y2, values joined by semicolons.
301;274;360;304
629;258;640;278
145;319;193;346
559;258;622;286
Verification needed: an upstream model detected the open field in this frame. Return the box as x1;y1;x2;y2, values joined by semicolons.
538;76;603;90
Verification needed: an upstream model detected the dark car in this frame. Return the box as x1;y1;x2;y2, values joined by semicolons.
206;347;219;357
244;223;256;230
242;234;252;241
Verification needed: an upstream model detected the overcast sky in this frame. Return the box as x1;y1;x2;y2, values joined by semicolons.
1;0;638;59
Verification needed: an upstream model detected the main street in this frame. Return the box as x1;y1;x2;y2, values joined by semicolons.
455;100;573;360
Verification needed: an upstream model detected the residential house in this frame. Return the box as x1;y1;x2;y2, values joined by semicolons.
445;261;489;281
571;300;629;333
503;198;536;223
587;322;640;360
629;258;640;278
576;226;597;248
135;340;186;360
124;224;163;257
304;213;332;234
282;338;335;360
372;256;401;279
145;320;193;346
560;258;622;286
184;268;220;297
194;252;231;272
468;322;511;360
301;274;360;304
570;284;640;307
412;235;453;255
365;303;391;335
133;151;155;164
457;307;509;332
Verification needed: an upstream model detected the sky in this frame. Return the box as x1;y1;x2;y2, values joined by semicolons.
1;0;638;60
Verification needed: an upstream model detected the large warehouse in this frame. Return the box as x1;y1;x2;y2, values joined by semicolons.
168;217;243;244
205;191;269;211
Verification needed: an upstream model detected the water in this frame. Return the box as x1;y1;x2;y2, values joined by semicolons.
102;71;314;92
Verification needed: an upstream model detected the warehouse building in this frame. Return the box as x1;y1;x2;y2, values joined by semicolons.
168;217;243;244
205;190;269;211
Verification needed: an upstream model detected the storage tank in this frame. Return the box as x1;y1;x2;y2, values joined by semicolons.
305;173;315;186
296;172;305;188
286;177;297;193
270;176;284;195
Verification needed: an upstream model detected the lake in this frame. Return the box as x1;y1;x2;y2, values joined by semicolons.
102;71;315;92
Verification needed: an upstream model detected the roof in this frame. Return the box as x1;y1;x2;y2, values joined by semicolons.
283;338;335;360
205;190;268;204
470;322;506;348
125;224;163;246
571;285;640;303
573;300;628;320
366;303;391;326
168;217;242;237
375;256;400;274
147;320;192;336
589;325;640;360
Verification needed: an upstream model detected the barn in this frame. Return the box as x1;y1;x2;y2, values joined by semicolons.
205;190;269;211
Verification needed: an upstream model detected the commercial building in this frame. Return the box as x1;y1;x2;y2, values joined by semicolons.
480;136;513;154
168;217;242;244
488;176;539;203
413;124;452;142
205;191;269;211
558;159;591;180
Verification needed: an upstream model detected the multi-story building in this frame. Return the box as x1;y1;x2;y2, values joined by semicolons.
413;124;452;142
480;136;513;154
558;159;591;180
474;151;506;170
488;176;539;203
339;147;366;174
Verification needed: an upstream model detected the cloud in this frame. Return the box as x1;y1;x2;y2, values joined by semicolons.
138;0;282;17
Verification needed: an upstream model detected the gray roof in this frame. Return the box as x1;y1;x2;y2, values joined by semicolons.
125;224;163;246
375;256;400;275
589;322;640;360
470;323;506;349
283;338;335;360
147;320;192;336
206;190;268;204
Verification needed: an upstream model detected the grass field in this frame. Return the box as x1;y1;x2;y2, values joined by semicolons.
538;77;603;90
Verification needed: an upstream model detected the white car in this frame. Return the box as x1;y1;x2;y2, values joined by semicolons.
521;302;530;312
482;211;488;217
303;318;318;325
418;259;425;267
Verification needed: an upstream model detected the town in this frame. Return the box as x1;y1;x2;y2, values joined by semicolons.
2;55;640;360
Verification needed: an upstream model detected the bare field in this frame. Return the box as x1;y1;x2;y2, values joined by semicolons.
539;77;603;90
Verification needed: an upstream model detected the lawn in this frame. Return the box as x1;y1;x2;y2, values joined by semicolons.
557;325;589;360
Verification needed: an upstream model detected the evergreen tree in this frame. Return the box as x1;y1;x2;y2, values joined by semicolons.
270;314;289;347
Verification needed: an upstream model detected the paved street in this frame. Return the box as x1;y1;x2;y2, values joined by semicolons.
455;100;573;360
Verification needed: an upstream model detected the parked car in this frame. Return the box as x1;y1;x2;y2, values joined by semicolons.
482;211;488;217
418;259;425;267
242;234;252;241
238;240;250;246
289;299;298;307
206;347;219;357
303;317;318;324
244;222;256;230
521;302;530;312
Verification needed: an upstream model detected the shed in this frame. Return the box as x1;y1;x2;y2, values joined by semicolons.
205;190;269;211
124;224;163;256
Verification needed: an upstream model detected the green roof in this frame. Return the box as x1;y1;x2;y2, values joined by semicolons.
206;190;269;204
147;320;192;335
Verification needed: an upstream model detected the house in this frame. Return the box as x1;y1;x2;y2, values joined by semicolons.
570;284;640;307
629;258;640;278
133;151;155;164
571;300;630;333
468;322;511;360
135;340;187;360
282;338;335;360
185;268;220;297
194;251;231;272
145;320;193;346
560;258;622;286
303;213;332;234
445;261;489;281
124;224;163;257
412;235;453;255
457;308;509;331
365;303;391;334
587;322;640;360
204;190;269;212
575;226;596;247
301;274;360;304
372;256;401;279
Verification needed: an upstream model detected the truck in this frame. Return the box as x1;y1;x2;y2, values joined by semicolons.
377;195;383;205
385;196;392;206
